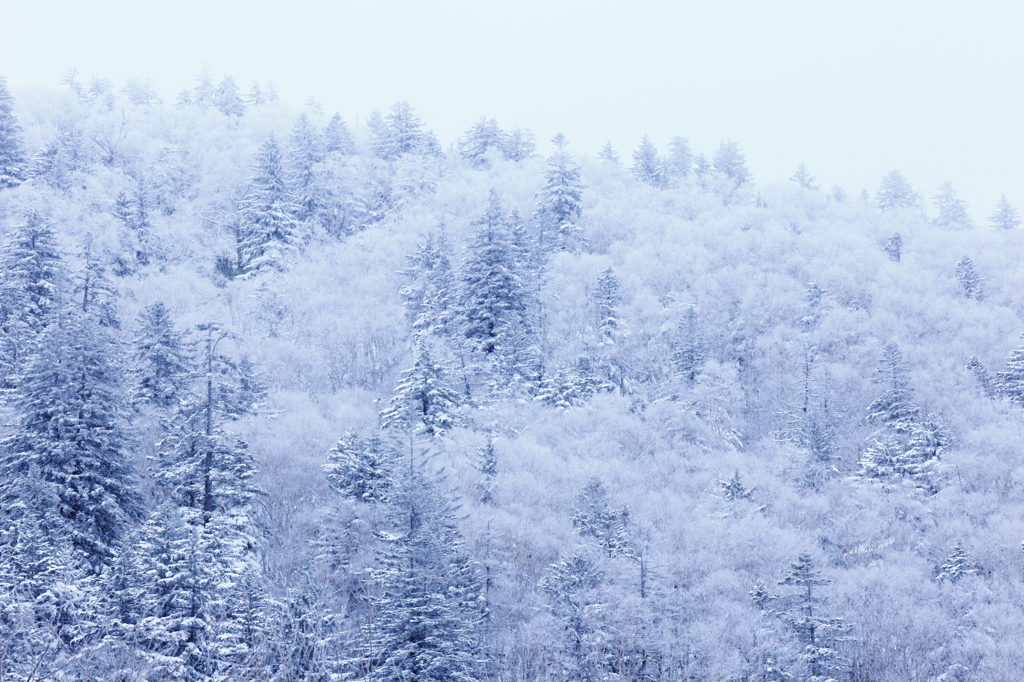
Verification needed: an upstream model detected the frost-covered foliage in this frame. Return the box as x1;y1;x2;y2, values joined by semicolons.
0;75;1023;681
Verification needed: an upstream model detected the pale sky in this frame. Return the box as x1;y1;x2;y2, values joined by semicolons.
2;0;1022;221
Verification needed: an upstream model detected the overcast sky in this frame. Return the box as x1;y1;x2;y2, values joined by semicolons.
2;0;1022;220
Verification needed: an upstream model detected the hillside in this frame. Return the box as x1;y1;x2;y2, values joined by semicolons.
0;76;1023;682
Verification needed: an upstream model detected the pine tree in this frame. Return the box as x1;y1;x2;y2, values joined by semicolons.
372;101;433;160
790;163;819;190
538;553;605;681
324;432;394;503
0;75;27;188
664;136;693;184
0;308;139;568
572;478;633;558
238;135;302;274
536;134;585;251
672;305;706;384
933;182;974;229
474;440;498;505
597;140;620;166
594;266;621;345
883;233;903;262
364;463;485;682
631;135;663;188
131;302;194;410
535;357;615;408
693;152;712;188
322;112;355;156
288;113;325;220
865;342;919;432
213;75;245;117
400;231;457;337
954;255;983;300
460;190;529;356
876;170;919;211
830;185;847;203
460;117;504;169
713;140;752;187
988;194;1021;229
719;469;754;501
936;541;978;582
380;339;462;437
966;355;997;398
777;554;850;682
501;127;536;161
996;340;1024;403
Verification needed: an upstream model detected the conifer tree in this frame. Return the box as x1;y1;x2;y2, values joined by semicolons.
954;255;983;300
865;342;919;432
364;462;485;682
936;541;978;582
322;112;355;155
572;478;633;558
631;135;663;188
536;134;585;251
597;140;620;166
400;230;457;337
475;440;498;505
0;75;27;188
777;554;850;681
595;266;621;345
933;182;974;229
380;339;463;437
830;185;847;203
238;135;302;274
213;75;245;117
0;307;139;568
987;194;1021;229
664;136;693;183
371;101;436;160
883;233;903;262
966;355;997;398
131;302;193;410
713;140;752;187
719;469;754;501
672;305;706;384
501;127;536;161
996;340;1024;403
460;117;504;168
693;152;712;188
325;432;394;503
790;163;819;190
876;170;919;211
538;553;605;681
288;113;325;220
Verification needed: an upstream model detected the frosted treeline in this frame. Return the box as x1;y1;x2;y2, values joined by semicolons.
0;71;1023;681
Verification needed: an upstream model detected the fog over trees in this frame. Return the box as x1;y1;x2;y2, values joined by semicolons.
1;71;1023;681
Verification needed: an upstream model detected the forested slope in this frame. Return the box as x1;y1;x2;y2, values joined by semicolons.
0;74;1022;682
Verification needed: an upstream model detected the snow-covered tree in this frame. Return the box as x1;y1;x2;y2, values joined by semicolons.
996;340;1024;403
936;541;978;582
501;127;536;161
713;140;752;187
883;233;903;262
664;136;693;184
865;342;919;432
672;305;706;384
535;357;615;408
777;554;850;682
0;75;27;188
288;113;325;220
363;464;485;682
536;134;585;251
572;478;632;558
631;135;663;188
987;194;1021;229
324;432;394;503
597;140;620;166
371;101;437;160
876;170;919;211
400;231;457;337
131;302;193;410
380;339;462;437
460;117;504;168
322;112;355;156
966;355;997;398
538;553;606;681
790;163;819;190
954;255;983;300
474;440;498;505
719;469;754;501
213;75;245;117
594;266;621;345
237;135;302;274
0;308;139;568
933;182;974;229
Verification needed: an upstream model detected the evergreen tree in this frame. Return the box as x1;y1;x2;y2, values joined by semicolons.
933;182;974;229
876;170;919;211
713;140;752;187
238;135;302;274
28;125;85;192
777;554;850;682
538;553;606;681
954;255;983;300
131;302;194;410
213;75;245;117
322;112;355;155
664;136;693;183
790;163;819;190
988;194;1021;229
996;340;1024;403
380;339;463;437
883;233;903;262
966;355;997;398
631;135;663;188
571;478;633;558
501;127;536;161
865;342;919;432
535;357;615;408
830;185;847;203
474;440;498;505
597;140;620;166
400;231;457;337
371;101;435;160
0;75;27;188
110;176;153;274
288;113;325;220
936;541;978;583
364;463;485;682
594;266;621;345
719;469;754;501
0;308;139;568
672;305;706;384
460;117;504;168
324;432;394;503
693;152;712;188
536;134;585;251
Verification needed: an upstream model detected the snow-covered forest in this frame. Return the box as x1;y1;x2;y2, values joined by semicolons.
1;71;1023;682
